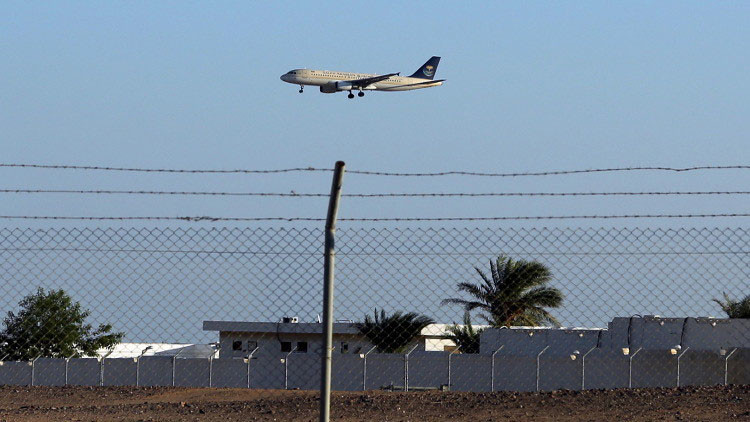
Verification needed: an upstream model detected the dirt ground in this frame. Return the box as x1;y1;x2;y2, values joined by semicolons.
0;385;747;422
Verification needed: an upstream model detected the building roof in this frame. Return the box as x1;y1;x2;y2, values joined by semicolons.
203;320;360;335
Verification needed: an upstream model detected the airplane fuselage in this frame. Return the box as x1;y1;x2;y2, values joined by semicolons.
280;69;444;92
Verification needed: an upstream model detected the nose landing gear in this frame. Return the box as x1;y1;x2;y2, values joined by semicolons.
299;86;304;93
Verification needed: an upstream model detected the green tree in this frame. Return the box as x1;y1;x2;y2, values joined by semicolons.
354;308;434;353
0;288;123;360
442;255;564;327
713;292;750;318
445;312;484;354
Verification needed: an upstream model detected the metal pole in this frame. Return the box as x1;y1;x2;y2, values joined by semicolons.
628;347;642;388
491;345;504;392
208;343;221;388
404;344;419;392
676;346;690;387
536;346;550;392
362;346;376;391
724;348;738;386
30;355;41;386
581;346;597;390
99;350;113;387
320;161;345;422
246;346;259;389
208;356;213;388
64;353;77;386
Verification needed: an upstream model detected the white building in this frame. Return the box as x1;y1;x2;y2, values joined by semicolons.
202;320;464;359
96;342;216;359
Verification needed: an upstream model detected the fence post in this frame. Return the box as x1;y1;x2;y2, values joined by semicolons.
628;347;642;388
362;346;376;391
404;344;419;392
723;348;738;386
581;346;596;390
208;343;221;388
246;346;259;389
676;346;690;387
491;345;504;392
320;161;345;422
99;350;113;387
63;353;77;386
30;355;41;386
536;346;550;392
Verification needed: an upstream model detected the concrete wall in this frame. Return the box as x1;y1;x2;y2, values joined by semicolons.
33;358;66;386
103;358;137;386
138;356;174;386
1;348;747;392
211;358;249;388
606;317;750;351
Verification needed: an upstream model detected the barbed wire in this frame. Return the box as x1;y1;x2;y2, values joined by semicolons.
2;189;750;197
0;163;328;174
0;247;746;256
347;165;750;177
1;163;748;177
0;213;747;222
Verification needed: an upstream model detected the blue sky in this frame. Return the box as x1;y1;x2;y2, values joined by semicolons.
1;1;748;226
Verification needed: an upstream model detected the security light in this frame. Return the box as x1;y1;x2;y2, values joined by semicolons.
621;347;630;355
570;350;580;360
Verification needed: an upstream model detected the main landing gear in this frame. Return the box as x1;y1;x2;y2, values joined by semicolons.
298;85;304;93
347;90;365;99
358;91;365;97
348;91;354;99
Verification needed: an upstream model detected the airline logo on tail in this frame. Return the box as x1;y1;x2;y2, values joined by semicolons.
423;65;435;78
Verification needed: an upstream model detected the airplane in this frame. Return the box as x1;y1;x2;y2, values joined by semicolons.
280;56;444;98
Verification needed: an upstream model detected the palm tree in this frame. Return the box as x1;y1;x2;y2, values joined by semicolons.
713;292;750;318
445;312;484;354
442;255;563;327
354;308;434;353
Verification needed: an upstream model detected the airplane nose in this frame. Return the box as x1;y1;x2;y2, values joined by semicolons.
280;74;288;82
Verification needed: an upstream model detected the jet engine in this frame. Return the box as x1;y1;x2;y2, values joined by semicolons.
320;81;354;93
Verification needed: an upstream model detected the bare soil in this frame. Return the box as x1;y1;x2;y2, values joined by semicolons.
0;385;747;421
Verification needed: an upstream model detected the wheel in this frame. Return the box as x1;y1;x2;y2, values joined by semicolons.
299;86;304;93
348;93;354;99
358;91;364;97
298;89;303;93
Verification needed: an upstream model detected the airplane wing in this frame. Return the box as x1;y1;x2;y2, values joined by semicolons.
348;73;399;88
378;79;446;90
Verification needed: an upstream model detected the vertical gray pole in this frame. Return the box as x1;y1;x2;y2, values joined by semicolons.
320;161;345;422
676;347;689;387
724;348;737;386
536;346;549;392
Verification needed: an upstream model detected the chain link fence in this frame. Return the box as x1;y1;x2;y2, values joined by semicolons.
0;226;748;390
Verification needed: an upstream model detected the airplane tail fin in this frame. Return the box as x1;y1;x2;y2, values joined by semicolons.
409;56;440;80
